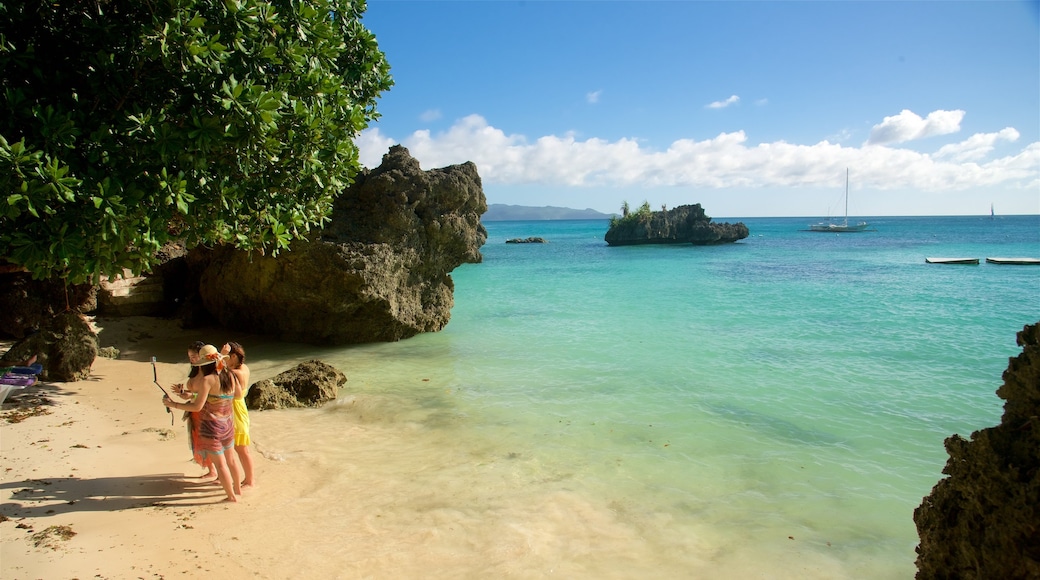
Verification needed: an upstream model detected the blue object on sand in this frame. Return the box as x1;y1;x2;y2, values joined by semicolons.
5;363;43;375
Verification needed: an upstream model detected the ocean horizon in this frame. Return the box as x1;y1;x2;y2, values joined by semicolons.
246;214;1038;578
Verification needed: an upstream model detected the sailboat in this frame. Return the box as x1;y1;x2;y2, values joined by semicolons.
807;169;871;232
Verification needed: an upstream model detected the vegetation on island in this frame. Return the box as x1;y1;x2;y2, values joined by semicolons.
609;201;653;228
0;0;392;284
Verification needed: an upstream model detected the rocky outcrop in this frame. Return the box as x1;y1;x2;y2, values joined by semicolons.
0;273;96;339
603;204;748;246
914;322;1040;579
0;146;486;348
506;237;548;244
195;145;487;344
245;360;345;410
0;311;98;381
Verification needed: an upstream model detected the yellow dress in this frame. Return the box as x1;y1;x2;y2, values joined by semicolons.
233;397;251;446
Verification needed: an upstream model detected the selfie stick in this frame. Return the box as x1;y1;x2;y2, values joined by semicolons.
152;356;173;425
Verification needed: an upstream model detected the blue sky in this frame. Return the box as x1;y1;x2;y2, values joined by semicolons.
356;1;1039;217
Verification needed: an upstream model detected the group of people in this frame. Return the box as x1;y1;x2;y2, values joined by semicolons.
162;341;254;503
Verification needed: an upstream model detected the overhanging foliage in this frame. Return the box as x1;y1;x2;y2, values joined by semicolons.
0;0;392;283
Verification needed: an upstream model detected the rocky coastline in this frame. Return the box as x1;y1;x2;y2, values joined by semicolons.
913;322;1040;578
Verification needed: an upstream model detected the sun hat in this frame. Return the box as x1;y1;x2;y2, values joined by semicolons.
192;344;227;370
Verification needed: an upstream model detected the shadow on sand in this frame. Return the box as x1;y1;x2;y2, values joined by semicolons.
0;473;230;519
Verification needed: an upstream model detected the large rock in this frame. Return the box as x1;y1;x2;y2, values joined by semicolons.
0;311;98;381
245;360;345;410
196;145;487;344
0;272;97;339
913;322;1040;578
604;204;748;246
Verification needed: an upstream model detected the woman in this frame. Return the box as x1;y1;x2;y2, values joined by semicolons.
164;344;241;502
172;342;217;481
223;341;255;487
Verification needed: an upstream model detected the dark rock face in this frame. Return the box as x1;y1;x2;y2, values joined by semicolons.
0;311;97;381
914;322;1040;579
196;145;487;344
0;273;96;339
603;204;748;246
245;360;346;410
506;237;548;244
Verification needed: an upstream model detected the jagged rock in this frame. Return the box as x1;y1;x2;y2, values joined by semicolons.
245;360;345;410
194;145;487;344
914;322;1040;579
506;237;548;244
0;273;97;339
0;311;98;381
604;204;748;246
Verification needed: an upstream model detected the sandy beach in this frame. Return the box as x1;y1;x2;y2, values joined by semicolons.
1;317;289;578
2;320;252;577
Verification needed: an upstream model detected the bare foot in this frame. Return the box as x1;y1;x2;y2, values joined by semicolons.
222;495;238;503
241;480;255;488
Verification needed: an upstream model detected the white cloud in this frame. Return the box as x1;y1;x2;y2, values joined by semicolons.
586;90;602;104
707;95;740;109
355;127;397;168
933;127;1020;162
356;112;1039;193
866;109;965;145
419;109;442;123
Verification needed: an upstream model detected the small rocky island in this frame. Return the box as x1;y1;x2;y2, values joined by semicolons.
603;203;748;246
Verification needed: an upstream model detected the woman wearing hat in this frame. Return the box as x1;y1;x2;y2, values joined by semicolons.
171;341;218;482
164;344;241;502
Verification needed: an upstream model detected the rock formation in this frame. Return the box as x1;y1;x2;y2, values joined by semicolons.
194;145;487;344
506;237;548;244
245;360;345;410
914;322;1040;579
0;274;96;339
0;311;98;381
603;204;748;246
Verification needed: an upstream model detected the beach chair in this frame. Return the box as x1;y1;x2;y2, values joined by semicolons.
0;363;43;405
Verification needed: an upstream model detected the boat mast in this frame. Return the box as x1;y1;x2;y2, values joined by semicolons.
843;168;849;227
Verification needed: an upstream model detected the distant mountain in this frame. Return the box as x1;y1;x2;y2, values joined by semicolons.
483;204;614;221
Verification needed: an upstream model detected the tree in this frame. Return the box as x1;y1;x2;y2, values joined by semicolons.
0;0;392;284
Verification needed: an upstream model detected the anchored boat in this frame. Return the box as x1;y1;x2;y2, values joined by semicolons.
806;169;871;232
926;257;980;265
985;257;1040;265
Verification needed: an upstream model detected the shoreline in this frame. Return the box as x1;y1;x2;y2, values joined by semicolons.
3;314;933;579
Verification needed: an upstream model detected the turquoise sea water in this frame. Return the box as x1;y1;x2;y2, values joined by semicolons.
252;215;1039;578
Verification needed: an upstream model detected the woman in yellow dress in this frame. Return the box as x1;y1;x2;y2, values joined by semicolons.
224;341;255;487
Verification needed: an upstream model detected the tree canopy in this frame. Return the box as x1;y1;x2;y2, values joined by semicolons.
0;0;392;283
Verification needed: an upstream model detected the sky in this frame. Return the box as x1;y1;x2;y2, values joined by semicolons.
356;1;1040;218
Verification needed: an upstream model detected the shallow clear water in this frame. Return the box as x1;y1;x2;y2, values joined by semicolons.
249;215;1040;578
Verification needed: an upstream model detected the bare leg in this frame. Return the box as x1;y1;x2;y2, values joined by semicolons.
225;445;242;496
235;445;255;487
211;453;237;503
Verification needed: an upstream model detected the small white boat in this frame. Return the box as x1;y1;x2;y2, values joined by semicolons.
985;257;1040;265
926;257;980;265
806;169;872;232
